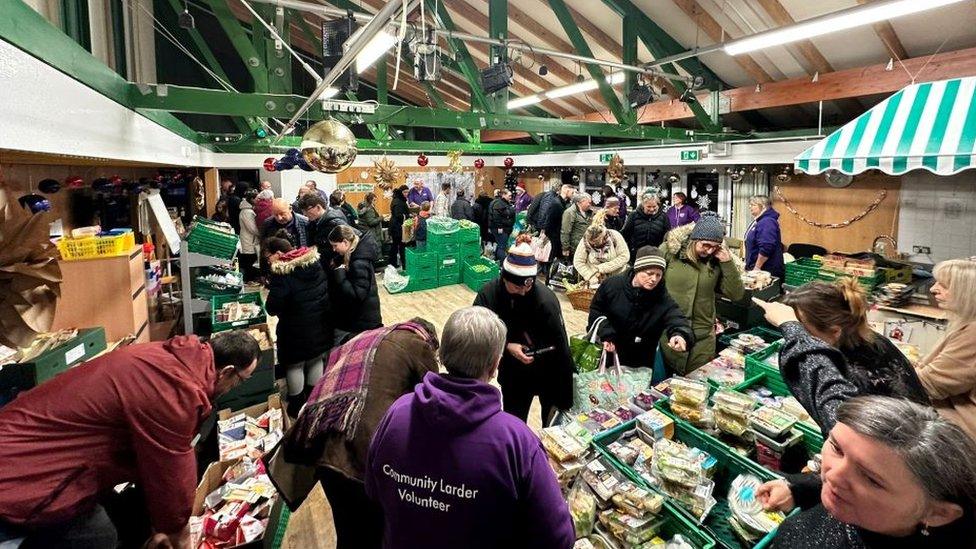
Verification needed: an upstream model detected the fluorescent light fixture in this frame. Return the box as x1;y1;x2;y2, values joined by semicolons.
354;30;397;73
724;0;965;55
547;79;599;99
319;87;340;100
606;72;626;85
508;95;543;109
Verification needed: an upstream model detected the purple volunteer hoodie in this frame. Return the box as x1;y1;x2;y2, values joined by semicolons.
365;372;575;549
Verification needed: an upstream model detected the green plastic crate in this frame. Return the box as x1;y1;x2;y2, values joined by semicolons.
406;248;438;279
784;258;883;291
427;217;460;250
437;253;461;275
438;271;462;285
595;420;792;549
734;373;824;455
459;240;481;259
193;267;243;298
211;292;267;333
187;217;239;260
743;342;786;394
463;257;499;292
405;275;439;292
458;223;481;244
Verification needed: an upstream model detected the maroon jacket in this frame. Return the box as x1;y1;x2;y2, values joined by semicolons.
254;198;275;229
0;336;217;533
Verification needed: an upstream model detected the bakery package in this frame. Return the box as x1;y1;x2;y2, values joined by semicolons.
727;474;787;544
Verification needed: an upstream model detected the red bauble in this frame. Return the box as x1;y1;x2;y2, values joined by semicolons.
417;153;429;167
65;176;84;189
474;158;485;169
263;157;277;172
503;157;514;168
109;175;124;186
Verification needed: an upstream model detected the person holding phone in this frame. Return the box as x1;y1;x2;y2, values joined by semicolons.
473;235;573;425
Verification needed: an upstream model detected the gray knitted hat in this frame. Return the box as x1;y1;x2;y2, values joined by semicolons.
689;211;726;243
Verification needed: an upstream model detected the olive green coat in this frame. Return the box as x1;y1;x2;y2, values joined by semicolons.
560;205;593;255
659;223;745;374
357;202;384;245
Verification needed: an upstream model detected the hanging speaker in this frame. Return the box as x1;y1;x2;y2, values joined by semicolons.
322;16;358;92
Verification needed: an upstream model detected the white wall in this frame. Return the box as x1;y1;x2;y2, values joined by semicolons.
898;171;976;264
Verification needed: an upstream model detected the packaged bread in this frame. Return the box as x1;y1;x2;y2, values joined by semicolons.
541;425;588;462
669;377;709;407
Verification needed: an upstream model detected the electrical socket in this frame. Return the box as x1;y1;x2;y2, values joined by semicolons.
913;246;931;255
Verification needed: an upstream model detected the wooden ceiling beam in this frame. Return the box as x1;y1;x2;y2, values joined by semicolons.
481;46;976;140
856;0;909;61
671;0;772;84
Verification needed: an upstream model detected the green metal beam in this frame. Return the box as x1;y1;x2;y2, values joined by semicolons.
622;17;637;119
600;0;719;131
253;4;292;95
421;81;475;143
425;0;490;112
488;0;509;114
129;84;739;141
214;138;550;154
0;0;201;144
548;0;631;125
161;0;256;134
203;0;268;92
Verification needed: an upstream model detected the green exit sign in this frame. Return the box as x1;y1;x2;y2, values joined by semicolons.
680;150;700;162
599;153;616;162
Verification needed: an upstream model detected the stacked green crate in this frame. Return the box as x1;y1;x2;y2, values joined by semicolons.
463;257;500;292
437;252;462;285
427;216;460;252
405;247;438;291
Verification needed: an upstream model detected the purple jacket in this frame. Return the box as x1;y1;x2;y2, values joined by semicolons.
365;372;575;549
745;208;785;278
667;204;700;228
514;190;533;213
407;186;434;207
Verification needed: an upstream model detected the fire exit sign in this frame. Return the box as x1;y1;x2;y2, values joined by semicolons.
680;150;700;162
599;153;616;162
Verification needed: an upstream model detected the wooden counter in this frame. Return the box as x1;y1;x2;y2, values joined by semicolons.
52;246;150;343
876;303;948;321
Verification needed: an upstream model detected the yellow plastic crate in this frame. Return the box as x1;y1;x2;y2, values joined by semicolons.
58;232;136;260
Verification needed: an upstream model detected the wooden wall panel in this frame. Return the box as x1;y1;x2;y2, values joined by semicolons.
773;173;900;254
335;167;510;215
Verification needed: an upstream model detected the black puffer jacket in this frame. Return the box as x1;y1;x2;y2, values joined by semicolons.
266;247;333;365
489;198;515;231
389;195;409;233
330;232;383;334
622;208;670;255
588;271;694;368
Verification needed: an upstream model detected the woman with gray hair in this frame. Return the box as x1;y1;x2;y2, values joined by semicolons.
365;306;575;549
622;191;671;257
760;395;976;547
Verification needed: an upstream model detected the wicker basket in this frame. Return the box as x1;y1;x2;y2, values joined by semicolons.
566;286;596;311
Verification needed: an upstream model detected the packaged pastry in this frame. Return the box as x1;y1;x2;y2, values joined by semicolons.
728;474;787;535
598;510;667;545
541;425;588;462
713;389;758;417
608;441;640;465
669;400;705;424
750;406;798;439
636;409;675;441
715;409;751;437
626;438;656;464
582;457;625;503
612;481;664;517
669;377;709;407
633;390;665;410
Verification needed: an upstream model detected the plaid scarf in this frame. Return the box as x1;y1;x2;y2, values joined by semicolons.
286;322;434;457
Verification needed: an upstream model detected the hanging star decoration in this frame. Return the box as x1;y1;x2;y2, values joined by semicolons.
372;156;401;190
447;149;463;174
607;154;625;184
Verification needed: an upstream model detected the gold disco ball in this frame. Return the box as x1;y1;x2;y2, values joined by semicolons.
300;119;358;173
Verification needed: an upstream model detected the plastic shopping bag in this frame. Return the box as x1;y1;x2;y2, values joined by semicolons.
382;265;410;294
570;317;606;373
570;351;653;415
531;234;552;262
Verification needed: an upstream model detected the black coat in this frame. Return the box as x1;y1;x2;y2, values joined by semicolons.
450;197;474;221
330;232;383;334
474;196;493;238
588;271;694;368
543;196;569;253
622;208;670;255
489;198;515;231
389;195;409;230
779;321;930;433
307;208;351;272
266;248;333;365
473;279;574;410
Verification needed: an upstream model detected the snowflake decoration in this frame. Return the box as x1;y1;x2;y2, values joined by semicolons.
696;194;712;210
591;191;602;205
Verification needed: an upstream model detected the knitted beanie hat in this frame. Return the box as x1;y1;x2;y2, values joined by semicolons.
633;246;666;272
503;237;538;279
689;211;726;243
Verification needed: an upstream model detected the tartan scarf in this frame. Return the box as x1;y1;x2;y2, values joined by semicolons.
288;322;434;451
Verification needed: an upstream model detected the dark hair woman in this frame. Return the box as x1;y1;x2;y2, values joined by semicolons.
328;224;382;338
755;277;928;433
357;192;383;252
264;236;333;416
388;185;409;268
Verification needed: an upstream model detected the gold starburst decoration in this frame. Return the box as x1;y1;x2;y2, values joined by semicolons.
372;156;400;190
447;149;463;174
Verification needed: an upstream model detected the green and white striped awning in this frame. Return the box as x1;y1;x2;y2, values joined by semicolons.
795;76;976;176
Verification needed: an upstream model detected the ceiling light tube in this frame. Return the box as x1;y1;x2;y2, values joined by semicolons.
319;87;340;100
354;30;398;73
508;95;543;109
724;0;966;55
547;80;599;99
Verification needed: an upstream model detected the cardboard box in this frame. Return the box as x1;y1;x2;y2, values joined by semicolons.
217;394;290;463
192;459;284;549
0;328;107;403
